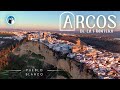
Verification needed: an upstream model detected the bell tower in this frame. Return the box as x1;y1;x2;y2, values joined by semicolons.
76;38;81;46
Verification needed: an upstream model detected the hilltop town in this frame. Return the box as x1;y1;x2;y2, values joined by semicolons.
26;31;120;79
0;31;120;79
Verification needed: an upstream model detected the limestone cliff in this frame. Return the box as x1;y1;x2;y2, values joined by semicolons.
13;41;96;79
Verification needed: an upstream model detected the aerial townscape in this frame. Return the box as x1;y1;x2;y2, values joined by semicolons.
26;31;120;79
0;30;120;79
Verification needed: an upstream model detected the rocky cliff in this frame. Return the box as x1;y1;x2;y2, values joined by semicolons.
13;41;97;79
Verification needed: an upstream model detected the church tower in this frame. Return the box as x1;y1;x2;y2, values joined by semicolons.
76;38;81;46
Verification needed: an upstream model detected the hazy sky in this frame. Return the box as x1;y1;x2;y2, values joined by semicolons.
0;11;120;30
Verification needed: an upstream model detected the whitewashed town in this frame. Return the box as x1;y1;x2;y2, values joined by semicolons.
0;31;119;79
25;31;120;79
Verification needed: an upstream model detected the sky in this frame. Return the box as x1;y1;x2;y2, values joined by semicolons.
0;11;120;31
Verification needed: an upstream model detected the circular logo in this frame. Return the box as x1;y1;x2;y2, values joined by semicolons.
7;16;15;25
